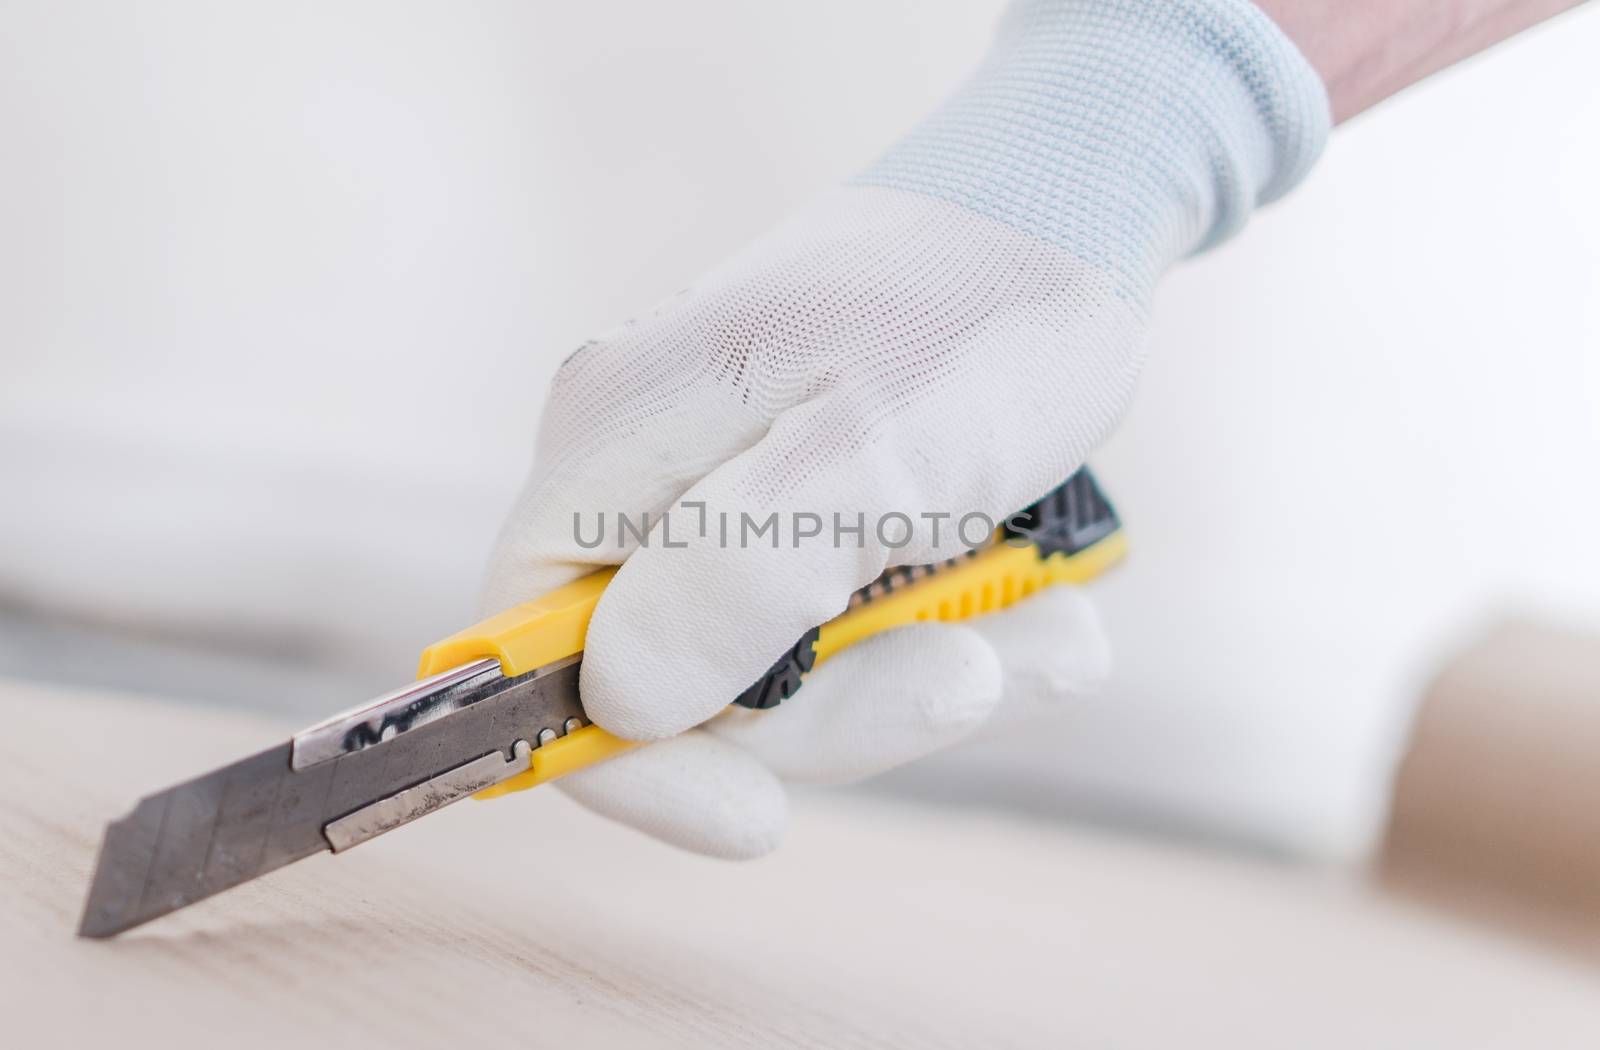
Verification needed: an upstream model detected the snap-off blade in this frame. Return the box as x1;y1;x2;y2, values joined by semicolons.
78;657;584;938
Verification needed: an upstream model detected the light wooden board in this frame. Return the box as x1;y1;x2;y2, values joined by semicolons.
2;677;1598;1049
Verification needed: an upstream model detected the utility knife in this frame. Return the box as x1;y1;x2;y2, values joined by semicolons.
79;468;1124;937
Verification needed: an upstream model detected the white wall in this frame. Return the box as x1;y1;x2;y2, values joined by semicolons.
3;1;1597;858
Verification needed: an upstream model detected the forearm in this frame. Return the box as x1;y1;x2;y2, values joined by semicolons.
1253;0;1588;121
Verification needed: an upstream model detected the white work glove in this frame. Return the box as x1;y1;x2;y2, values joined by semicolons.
485;0;1329;857
553;588;1109;857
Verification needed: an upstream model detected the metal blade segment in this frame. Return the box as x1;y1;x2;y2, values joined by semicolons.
78;659;585;938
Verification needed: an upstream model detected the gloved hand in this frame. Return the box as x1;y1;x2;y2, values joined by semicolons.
555;587;1109;857
484;0;1329;856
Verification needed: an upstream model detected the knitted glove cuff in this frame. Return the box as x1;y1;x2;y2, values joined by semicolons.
854;0;1331;294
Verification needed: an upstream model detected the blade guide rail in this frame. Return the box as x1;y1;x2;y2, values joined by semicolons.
323;740;535;852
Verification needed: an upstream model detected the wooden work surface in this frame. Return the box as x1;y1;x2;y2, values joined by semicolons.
3;677;1598;1049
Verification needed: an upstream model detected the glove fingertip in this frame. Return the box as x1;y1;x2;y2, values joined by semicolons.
915;624;998;729
893;622;1004;734
972;586;1112;700
556;732;787;860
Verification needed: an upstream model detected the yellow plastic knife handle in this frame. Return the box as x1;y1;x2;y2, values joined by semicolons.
731;468;1123;709
417;468;1126;798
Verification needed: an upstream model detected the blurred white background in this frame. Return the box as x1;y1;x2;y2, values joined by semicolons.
3;1;1597;862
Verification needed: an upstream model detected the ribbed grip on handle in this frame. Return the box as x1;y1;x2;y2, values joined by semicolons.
731;467;1123;709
